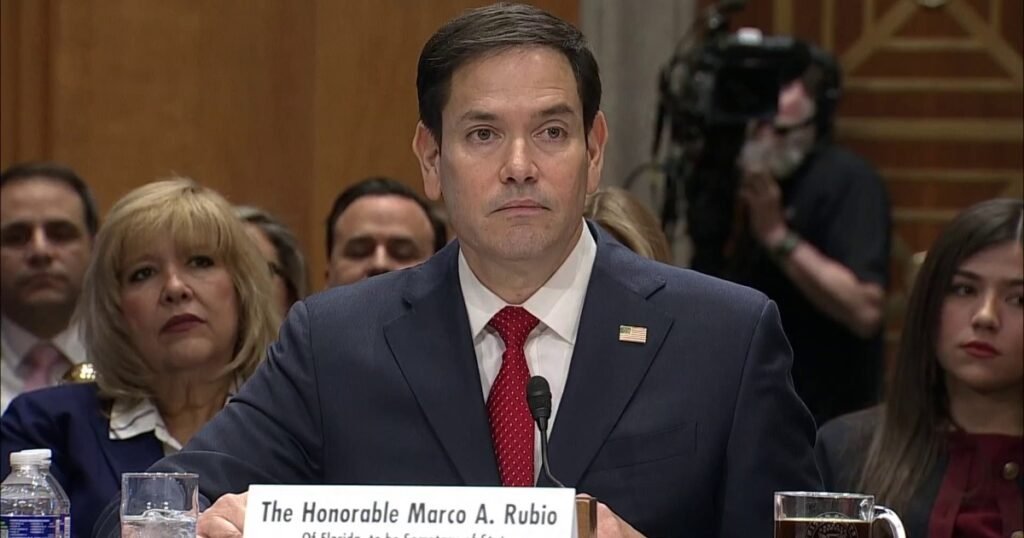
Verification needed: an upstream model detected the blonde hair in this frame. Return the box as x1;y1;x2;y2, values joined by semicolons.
584;187;672;263
77;178;280;402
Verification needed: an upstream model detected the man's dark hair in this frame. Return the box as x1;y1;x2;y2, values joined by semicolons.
0;161;99;236
416;2;601;140
325;177;447;257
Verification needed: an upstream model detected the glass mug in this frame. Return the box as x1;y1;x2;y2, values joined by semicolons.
775;491;906;538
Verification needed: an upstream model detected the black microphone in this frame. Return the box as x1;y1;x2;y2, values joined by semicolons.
527;375;564;488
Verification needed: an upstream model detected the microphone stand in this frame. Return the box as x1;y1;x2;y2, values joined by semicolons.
526;375;595;537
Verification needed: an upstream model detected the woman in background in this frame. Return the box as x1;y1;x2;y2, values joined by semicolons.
817;198;1022;537
584;187;672;263
237;205;309;317
1;179;279;538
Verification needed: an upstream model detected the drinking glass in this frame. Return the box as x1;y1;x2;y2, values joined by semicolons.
121;472;199;538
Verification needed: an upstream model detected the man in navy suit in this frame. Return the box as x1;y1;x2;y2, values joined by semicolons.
94;4;821;537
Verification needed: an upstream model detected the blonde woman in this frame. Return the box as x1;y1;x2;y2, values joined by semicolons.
584;187;672;263
1;179;279;538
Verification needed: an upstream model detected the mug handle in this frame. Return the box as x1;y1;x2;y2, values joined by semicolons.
873;505;907;538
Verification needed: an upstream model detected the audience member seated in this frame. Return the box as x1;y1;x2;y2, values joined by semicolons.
584;187;672;263
0;178;279;538
237;205;309;317
324;177;447;287
817;198;1023;538
0;162;98;412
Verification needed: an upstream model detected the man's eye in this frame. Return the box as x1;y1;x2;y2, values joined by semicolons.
542;127;566;140
388;241;421;261
343;240;375;259
0;226;31;247
470;128;495;142
44;222;82;243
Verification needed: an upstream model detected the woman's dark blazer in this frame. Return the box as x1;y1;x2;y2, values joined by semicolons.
0;383;163;538
816;406;1024;538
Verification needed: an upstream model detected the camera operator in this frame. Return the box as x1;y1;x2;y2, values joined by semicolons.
730;57;891;425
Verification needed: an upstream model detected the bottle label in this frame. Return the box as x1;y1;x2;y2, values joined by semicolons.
0;516;62;538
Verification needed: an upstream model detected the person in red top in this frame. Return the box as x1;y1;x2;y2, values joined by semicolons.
817;197;1023;538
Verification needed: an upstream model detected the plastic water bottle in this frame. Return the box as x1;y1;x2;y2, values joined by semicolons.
20;449;70;538
1;449;71;538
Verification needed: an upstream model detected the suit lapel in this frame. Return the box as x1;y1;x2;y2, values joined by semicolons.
383;246;499;486
545;230;673;487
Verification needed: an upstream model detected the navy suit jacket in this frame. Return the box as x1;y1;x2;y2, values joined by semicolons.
94;223;821;537
1;383;163;538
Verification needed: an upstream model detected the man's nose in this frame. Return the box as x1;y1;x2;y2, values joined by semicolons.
500;137;538;185
365;246;394;278
26;228;54;265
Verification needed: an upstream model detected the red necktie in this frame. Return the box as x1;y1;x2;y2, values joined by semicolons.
20;342;72;391
487;306;540;487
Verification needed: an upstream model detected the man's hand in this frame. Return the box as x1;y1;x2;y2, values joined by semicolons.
197;492;248;538
578;495;645;538
738;170;787;248
740;170;885;337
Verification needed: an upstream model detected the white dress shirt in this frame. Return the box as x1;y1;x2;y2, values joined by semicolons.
0;316;88;413
458;222;596;479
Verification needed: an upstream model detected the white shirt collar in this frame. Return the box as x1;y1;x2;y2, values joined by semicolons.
1;315;88;368
108;379;241;455
458;221;597;344
108;397;182;453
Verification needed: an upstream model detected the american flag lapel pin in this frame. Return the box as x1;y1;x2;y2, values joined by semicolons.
618;325;648;344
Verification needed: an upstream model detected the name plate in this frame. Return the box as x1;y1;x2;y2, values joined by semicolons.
244;485;577;538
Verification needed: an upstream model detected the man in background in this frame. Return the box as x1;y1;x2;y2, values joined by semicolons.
324;177;447;286
0;162;97;412
732;52;891;424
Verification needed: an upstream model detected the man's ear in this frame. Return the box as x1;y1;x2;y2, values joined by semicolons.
413;122;442;201
585;111;608;194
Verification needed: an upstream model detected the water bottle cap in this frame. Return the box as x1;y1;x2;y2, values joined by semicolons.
10;448;52;466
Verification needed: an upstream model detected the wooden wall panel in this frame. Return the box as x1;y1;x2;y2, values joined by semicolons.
47;0;318;241
701;0;1024;359
0;0;52;164
0;0;578;291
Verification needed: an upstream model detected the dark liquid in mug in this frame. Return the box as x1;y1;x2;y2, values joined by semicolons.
775;518;872;538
